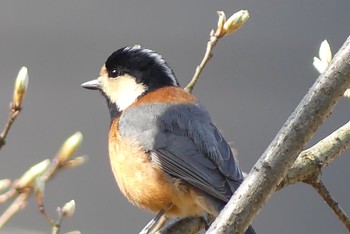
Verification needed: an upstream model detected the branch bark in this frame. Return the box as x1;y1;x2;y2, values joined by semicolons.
278;120;350;189
0;106;21;150
206;35;350;234
310;180;350;231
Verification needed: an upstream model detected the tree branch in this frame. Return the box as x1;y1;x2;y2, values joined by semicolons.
309;180;350;231
184;33;219;93
278;120;350;189
0;105;21;149
0;133;85;232
0;191;30;228
206;35;350;234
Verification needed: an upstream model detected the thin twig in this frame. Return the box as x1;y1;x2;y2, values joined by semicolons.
0;187;17;204
35;185;55;227
41;158;62;182
1;66;28;149
51;210;64;234
0;191;30;228
0;105;21;150
0;153;82;230
35;157;74;234
310;180;350;231
184;33;220;93
184;10;249;93
32;156;73;232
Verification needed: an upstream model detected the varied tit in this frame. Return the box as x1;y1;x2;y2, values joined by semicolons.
81;45;255;234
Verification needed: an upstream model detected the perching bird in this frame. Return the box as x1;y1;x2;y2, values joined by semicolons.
81;45;255;234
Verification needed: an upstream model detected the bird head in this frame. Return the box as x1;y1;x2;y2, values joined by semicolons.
81;45;179;118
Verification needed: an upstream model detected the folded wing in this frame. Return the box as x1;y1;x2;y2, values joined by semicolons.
119;102;243;202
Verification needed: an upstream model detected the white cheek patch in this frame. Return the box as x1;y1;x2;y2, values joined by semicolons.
103;74;147;111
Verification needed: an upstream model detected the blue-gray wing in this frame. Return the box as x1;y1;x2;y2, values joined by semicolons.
119;102;243;202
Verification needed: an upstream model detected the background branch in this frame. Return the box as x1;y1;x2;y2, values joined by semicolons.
0;191;30;228
0;106;21;149
309;180;350;231
0;76;85;234
0;66;28;150
184;10;249;93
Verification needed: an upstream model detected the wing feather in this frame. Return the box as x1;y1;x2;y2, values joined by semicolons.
119;102;243;202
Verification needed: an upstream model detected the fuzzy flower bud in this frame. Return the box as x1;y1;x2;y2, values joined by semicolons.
62;200;76;217
313;40;332;74
313;57;328;74
216;11;227;37
12;66;28;108
64;156;87;169
223;10;250;35
319;40;332;64
57;132;83;164
16;159;50;189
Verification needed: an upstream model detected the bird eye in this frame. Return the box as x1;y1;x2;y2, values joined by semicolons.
109;68;120;78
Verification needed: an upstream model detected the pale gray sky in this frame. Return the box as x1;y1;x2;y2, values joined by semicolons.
0;1;349;233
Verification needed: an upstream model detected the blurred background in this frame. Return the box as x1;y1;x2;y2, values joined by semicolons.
0;0;349;233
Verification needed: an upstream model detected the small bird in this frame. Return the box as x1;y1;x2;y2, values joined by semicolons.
81;45;255;234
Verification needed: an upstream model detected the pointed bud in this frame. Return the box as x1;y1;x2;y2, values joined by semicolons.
319;40;332;64
313;57;328;74
223;10;250;35
12;66;28;108
57;132;83;165
0;179;11;192
62;200;76;217
313;40;332;74
216;11;226;37
16;159;50;189
344;89;350;99
64;156;87;169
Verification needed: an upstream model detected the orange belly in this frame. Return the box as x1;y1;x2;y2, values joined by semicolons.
108;123;217;217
